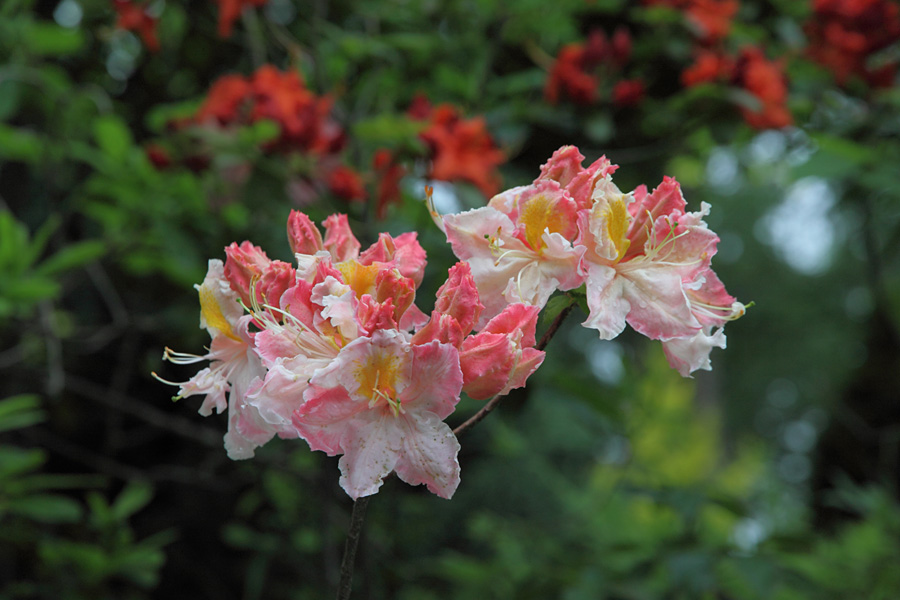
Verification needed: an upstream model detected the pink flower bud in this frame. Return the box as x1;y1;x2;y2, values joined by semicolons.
287;210;324;256
411;312;465;348
256;260;296;311
323;213;361;262
434;262;483;336
224;241;271;305
374;268;416;324
357;295;398;336
459;304;544;400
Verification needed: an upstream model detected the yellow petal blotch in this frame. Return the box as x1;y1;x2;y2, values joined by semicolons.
198;285;241;341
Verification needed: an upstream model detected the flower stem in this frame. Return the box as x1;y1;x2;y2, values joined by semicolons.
335;495;370;600
453;300;575;437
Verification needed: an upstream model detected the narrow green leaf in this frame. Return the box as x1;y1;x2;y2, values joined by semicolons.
111;481;154;521
6;494;83;523
0;446;46;480
22;214;61;270
34;240;105;277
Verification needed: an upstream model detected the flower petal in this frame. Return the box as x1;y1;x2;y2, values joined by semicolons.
393;414;460;499
338;414;402;499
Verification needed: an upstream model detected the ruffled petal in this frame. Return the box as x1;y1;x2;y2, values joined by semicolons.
393;414;460;499
662;328;727;377
337;414;402;499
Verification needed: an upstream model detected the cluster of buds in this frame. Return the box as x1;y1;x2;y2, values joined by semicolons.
440;145;745;377
159;212;544;499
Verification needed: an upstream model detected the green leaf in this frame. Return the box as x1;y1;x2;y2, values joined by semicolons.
0;123;43;163
6;493;83;523
0;446;45;481
1;276;60;302
93;115;134;160
0;406;45;432
34;240;105;277
22;22;85;56
0;78;22;121
353;113;423;145
22;214;61;270
542;294;575;327
111;481;153;521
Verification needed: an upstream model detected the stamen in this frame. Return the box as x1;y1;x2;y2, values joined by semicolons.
151;371;184;387
162;347;207;364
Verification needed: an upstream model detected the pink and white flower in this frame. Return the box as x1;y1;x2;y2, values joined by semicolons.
578;176;744;374
442;145;744;377
443;179;585;325
158;259;270;459
293;330;464;499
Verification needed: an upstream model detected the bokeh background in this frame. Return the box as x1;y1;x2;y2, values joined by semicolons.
3;0;900;598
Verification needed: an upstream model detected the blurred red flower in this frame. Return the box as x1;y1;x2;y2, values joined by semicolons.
733;47;792;129
112;0;159;52
411;100;505;198
681;49;735;86
327;166;367;203
214;0;268;38
612;79;646;106
194;65;344;155
545;43;599;105
373;149;407;219
544;28;638;106
805;0;900;87
643;0;738;42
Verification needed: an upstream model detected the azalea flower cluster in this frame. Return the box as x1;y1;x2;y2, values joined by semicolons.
149;65;366;203
367;96;507;218
160;212;544;499
804;0;900;88
408;96;506;198
544;28;646;107
683;46;792;130
440;146;745;377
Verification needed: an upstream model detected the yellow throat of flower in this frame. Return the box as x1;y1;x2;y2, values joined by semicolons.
355;350;403;415
520;192;570;253
198;286;241;341
338;260;381;298
602;196;631;262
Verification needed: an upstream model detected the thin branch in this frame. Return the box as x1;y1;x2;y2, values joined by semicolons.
66;375;222;448
39;300;65;398
335;495;370;600
536;302;576;353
